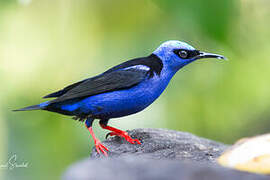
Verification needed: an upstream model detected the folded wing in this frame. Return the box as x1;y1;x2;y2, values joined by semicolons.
46;66;150;103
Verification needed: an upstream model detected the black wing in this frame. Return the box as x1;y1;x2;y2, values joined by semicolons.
48;67;149;103
43;79;87;98
44;54;163;99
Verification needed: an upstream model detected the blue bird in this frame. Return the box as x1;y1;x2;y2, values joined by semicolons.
14;40;226;156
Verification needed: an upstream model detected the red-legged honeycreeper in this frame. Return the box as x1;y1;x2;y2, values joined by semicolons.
14;40;226;156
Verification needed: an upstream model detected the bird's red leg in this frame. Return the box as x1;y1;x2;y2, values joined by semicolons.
85;119;109;156
99;123;141;145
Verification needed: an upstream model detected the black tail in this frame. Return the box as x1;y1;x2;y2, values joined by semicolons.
13;104;41;111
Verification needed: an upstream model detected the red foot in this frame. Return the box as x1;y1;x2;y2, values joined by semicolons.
94;139;109;156
102;124;141;145
107;131;141;144
87;126;109;156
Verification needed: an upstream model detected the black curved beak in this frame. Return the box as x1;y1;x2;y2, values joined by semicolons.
196;51;227;60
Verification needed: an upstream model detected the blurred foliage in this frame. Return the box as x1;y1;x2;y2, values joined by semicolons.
0;0;270;179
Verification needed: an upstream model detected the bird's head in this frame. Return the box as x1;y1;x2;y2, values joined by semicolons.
153;40;226;72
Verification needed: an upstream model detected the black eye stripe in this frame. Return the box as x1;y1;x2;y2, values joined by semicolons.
173;49;200;59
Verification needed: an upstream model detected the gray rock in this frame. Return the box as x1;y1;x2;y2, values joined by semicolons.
63;128;269;180
91;128;228;163
63;157;269;180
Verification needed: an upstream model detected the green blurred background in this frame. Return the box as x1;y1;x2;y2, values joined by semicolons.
1;0;270;179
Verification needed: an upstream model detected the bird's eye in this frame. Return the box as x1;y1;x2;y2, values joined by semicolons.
178;50;188;59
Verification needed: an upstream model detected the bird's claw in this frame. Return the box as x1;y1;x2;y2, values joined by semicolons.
124;135;141;145
105;132;118;139
94;140;109;156
105;131;141;145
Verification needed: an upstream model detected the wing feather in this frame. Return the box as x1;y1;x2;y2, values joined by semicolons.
43;79;87;98
50;66;149;103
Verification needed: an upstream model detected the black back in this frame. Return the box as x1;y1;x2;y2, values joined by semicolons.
104;54;163;78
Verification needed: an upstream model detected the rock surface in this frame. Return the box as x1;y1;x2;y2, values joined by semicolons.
91;128;227;163
63;128;269;180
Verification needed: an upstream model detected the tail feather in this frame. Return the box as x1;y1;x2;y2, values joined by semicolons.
13;104;41;111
